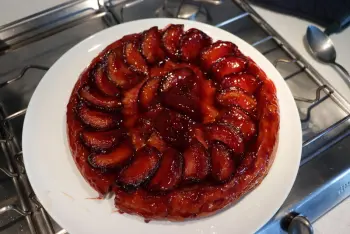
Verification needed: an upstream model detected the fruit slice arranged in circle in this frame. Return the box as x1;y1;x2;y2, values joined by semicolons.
217;107;256;141
148;148;183;191
204;123;244;154
138;76;161;111
200;41;238;71
76;104;123;130
180;28;212;62
141;26;165;64
162;24;184;59
159;67;202;121
210;141;236;183
107;49;141;90
216;87;257;115
147;132;167;153
88;140;134;169
79;85;122;110
118;146;161;189
159;67;195;93
124;41;149;75
183;140;210;182
220;73;260;95
211;56;247;82
94;65;121;97
81;129;125;151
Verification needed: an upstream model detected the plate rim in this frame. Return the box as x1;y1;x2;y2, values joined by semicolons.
22;18;302;234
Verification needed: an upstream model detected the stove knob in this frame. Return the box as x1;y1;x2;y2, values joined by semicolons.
288;215;314;234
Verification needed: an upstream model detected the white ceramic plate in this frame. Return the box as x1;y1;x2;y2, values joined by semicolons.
22;18;302;234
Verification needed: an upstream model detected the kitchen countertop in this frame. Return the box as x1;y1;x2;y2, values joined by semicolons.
0;0;349;233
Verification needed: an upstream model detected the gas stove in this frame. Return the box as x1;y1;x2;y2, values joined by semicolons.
0;0;349;233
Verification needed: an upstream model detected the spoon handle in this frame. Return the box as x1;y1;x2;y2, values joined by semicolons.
333;62;350;78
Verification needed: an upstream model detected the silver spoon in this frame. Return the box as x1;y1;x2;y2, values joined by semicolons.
306;25;350;77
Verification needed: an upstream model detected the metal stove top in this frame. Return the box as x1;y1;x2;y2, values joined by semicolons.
0;0;349;233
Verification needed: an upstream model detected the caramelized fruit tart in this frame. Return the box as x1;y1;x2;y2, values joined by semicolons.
66;24;279;220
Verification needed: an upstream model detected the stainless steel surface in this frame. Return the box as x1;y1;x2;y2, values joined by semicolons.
193;0;223;5
306;25;350;78
287;215;314;234
0;0;349;233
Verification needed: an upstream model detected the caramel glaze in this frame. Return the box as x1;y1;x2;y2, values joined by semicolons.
66;25;279;220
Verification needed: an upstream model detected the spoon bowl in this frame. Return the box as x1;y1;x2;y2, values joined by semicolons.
306;25;350;77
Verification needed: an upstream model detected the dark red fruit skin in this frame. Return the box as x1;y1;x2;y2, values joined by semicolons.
141;26;165;64
216;87;257;116
154;109;193;151
88;140;134;169
93;65;121;97
162;24;184;60
138;77;161;111
147;148;183;192
122;79;147;128
220;73;260;95
200;40;238;71
204;123;245;154
217;107;257;141
67;25;279;220
183;140;210;182
124;41;149;75
78;85;122;110
80;128;125;151
180;28;212;62
117;146;161;190
210;142;236;183
76;103;123;130
211;56;247;82
159;67;195;93
107;47;143;90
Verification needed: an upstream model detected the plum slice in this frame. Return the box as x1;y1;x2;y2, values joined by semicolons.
216;88;257;115
138;77;161;111
180;28;212;62
147;132;167;153
141;26;165;64
149;60;177;78
122;79;147;127
77;104;122;130
148;148;183;192
190;125;209;149
88;140;134;169
161;87;202;122
159;67;195;93
217;107;256;141
200;41;238;71
154;109;192;150
79;85;122;110
183;140;210;182
107;49;141;90
159;68;202;121
118;146;161;189
124;41;148;75
94;65;120;97
162;24;184;59
210;142;236;183
200;78;219;123
220;73;260;95
211;56;247;82
81;129;125;151
204;123;244;154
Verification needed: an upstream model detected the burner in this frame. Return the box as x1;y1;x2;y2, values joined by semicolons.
155;0;212;23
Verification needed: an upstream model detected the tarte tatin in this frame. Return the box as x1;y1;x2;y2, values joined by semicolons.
66;24;279;221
